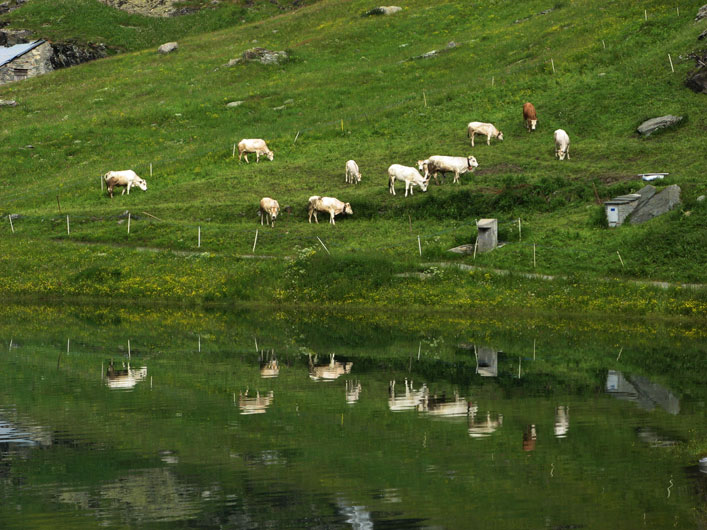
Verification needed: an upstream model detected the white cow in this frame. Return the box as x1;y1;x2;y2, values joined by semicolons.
307;196;353;225
417;155;478;185
345;160;362;184
467;121;504;147
554;129;570;160
103;170;147;199
259;197;280;227
388;164;429;197
237;138;274;163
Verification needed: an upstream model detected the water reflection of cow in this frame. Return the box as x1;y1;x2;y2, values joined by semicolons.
260;350;279;379
308;354;352;381
467;404;504;438
388;379;428;411
238;390;274;415
105;362;147;390
346;380;362;404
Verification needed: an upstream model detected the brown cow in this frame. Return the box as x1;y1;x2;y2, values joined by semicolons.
523;102;537;132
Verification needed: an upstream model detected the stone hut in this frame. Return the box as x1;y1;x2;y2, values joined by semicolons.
0;40;52;85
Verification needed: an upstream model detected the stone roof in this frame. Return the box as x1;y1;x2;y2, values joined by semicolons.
0;40;46;68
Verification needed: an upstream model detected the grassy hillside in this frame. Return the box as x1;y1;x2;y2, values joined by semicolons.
1;0;706;313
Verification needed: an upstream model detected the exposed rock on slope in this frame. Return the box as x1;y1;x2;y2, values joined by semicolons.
97;0;180;17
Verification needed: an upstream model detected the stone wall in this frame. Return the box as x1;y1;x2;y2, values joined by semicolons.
0;41;53;85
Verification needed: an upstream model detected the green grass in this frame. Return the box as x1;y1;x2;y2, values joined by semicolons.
1;0;706;312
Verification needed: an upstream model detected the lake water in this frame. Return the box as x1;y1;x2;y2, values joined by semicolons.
0;304;705;529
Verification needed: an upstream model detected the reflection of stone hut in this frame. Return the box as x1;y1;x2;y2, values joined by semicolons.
475;346;498;377
0;40;52;84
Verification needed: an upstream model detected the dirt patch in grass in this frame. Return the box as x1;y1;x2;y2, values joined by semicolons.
475;163;524;176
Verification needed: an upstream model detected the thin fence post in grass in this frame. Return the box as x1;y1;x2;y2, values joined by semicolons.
66;215;70;235
473;236;478;260
644;9;647;21
533;242;536;268
668;53;674;73
317;236;331;255
252;229;258;253
617;250;625;268
232;143;236;158
602;39;606;50
551;58;555;73
198;334;201;353
518;218;521;241
533;338;536;360
198;226;201;248
293;130;300;144
417;235;422;257
341;119;344;132
67;338;70;354
128;339;131;359
408;214;413;234
677;6;679;16
150;163;153;177
423;89;427;107
616;347;623;361
127;212;131;234
8;214;14;234
100;175;104;193
518;356;521;379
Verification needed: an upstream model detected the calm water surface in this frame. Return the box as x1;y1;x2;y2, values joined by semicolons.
0;305;705;529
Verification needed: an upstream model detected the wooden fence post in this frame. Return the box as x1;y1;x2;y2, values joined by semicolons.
8;215;14;234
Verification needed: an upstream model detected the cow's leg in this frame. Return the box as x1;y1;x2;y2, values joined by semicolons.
256;153;260;163
389;177;396;196
487;134;491;146
566;146;570;160
330;211;335;225
454;170;460;184
470;132;475;147
244;153;249;164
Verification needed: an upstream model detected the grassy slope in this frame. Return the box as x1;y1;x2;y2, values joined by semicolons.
0;0;706;313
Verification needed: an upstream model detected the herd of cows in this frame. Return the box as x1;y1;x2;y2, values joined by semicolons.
101;102;572;228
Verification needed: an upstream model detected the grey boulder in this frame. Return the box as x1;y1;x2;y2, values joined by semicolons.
636;115;683;136
629;185;681;224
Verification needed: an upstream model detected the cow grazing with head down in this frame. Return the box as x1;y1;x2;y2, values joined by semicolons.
259;197;280;227
523;102;537;132
467;122;504;147
237;139;274;163
417;155;478;185
307;196;353;225
554;129;570;160
388;164;429;196
103;170;147;198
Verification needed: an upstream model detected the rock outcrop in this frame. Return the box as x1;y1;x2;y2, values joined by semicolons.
629;185;681;225
231;48;288;65
364;6;401;16
50;42;107;69
97;0;179;17
696;4;707;21
636;115;683;136
685;51;707;94
157;41;178;54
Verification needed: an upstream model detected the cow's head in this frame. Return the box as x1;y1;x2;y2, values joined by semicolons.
344;203;353;215
467;156;479;170
496;131;504;141
420;176;430;192
136;178;148;191
355;171;361;184
529;120;537;131
556;148;568;161
417;159;426;172
266;150;274;161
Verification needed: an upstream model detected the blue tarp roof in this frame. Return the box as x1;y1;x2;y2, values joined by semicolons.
0;40;46;68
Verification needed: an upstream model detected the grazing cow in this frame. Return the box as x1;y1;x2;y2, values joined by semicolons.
467;121;504;147
388;164;429;197
553;129;570;160
103;170;147;199
523;102;538;132
237;138;274;163
259;197;280;227
307;196;353;225
309;353;353;381
238;390;274;415
345;160;362;184
417;155;478;185
105;362;148;390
